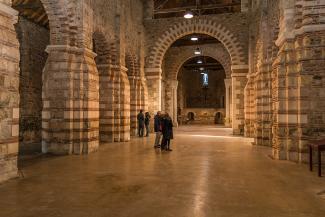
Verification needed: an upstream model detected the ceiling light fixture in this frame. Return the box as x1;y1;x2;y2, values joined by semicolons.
200;67;205;71
191;36;198;41
197;59;203;64
184;10;194;19
194;47;201;55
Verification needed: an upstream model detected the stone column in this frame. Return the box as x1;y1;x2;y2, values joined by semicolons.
244;73;255;138
224;78;232;127
272;5;296;160
120;66;131;142
0;2;19;183
165;79;178;126
129;75;142;136
231;66;248;135
294;0;325;163
98;63;115;143
140;78;149;112
111;65;121;142
172;81;178;126
145;68;162;115
111;65;130;142
42;46;100;155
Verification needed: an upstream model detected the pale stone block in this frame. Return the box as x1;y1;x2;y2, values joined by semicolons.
42;111;50;119
298;114;308;124
7;142;18;154
11;124;18;137
287;114;298;124
12;108;19;119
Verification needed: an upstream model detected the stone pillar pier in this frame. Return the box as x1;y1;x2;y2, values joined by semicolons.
244;73;256;138
165;79;178;126
140;78;149;112
129;75;142;136
111;65;130;142
231;66;248;135
111;65;121;142
224;78;232;127
0;3;19;182
42;46;100;155
98;64;115;143
145;68;162;115
120;66;130;142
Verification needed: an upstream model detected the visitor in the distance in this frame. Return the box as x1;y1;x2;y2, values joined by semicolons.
137;110;145;137
154;111;162;148
145;112;151;137
161;113;173;151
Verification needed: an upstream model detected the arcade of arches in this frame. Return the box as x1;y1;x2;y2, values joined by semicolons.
0;0;325;214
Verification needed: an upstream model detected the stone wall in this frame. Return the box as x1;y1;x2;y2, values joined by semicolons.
15;16;49;154
0;1;20;183
179;68;226;108
92;0;148;139
179;108;226;125
246;0;325;162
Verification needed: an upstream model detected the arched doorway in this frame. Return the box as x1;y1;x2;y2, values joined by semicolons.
175;54;226;126
188;112;195;121
145;18;249;135
215;112;224;124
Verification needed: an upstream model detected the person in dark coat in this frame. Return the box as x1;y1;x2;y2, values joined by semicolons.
161;113;173;151
137;110;145;137
154;111;162;148
145;112;151;137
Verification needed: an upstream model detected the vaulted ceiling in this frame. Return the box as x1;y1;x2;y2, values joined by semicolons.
171;34;220;47
12;0;49;28
154;0;242;19
182;56;224;71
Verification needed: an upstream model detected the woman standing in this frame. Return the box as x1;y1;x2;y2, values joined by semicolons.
145;112;151;137
161;113;173;151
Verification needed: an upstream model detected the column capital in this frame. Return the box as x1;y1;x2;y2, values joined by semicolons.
231;65;249;70
231;73;248;78
145;67;162;77
224;78;232;87
247;73;256;79
166;79;178;87
45;45;98;58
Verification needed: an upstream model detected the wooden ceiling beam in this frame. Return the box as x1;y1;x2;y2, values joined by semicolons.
155;0;170;9
154;2;241;14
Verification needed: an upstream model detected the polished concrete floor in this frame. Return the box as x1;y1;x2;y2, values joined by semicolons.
0;126;325;217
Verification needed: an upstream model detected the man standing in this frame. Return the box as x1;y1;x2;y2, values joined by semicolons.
137;110;145;137
154;111;162;148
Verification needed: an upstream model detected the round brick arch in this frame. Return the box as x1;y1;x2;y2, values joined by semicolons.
93;30;115;65
93;28;119;65
147;18;246;70
12;0;79;46
164;45;231;80
42;0;78;46
175;55;229;79
125;53;140;76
